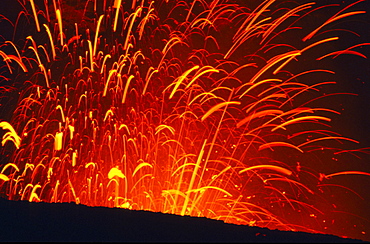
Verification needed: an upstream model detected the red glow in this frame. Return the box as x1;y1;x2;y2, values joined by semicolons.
0;0;369;241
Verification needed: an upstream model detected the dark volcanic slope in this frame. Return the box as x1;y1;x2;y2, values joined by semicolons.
0;197;366;243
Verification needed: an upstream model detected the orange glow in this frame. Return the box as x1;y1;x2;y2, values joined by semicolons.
0;0;369;241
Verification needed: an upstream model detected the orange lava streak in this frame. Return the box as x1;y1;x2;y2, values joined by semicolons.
303;0;366;41
113;0;122;32
0;174;10;182
0;122;22;149
0;52;28;73
56;9;63;46
271;116;332;132
298;136;359;148
29;0;40;32
259;142;304;154
325;171;370;179
201;101;241;122
94;15;105;57
239;165;292;176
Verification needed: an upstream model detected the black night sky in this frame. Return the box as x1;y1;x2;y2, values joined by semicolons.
0;0;370;242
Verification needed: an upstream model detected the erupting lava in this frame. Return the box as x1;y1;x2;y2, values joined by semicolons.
0;0;369;241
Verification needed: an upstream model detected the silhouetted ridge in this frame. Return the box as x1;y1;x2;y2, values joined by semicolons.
0;197;366;242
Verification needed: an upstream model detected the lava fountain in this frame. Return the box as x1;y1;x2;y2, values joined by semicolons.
0;0;369;241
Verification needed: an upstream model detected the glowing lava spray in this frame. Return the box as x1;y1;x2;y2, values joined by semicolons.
0;0;369;240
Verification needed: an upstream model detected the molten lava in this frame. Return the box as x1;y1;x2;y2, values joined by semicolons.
0;0;369;241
